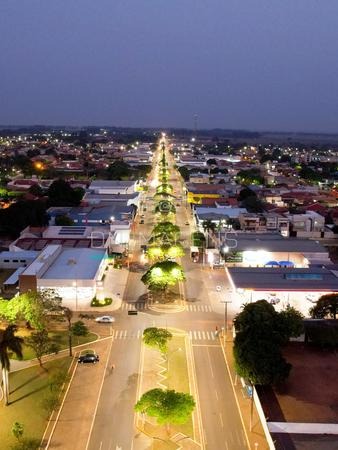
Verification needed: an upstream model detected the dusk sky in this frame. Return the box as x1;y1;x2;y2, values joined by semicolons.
1;1;338;132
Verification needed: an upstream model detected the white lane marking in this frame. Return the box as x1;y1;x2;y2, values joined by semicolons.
85;337;114;450
198;331;201;339
215;389;219;401
219;413;224;428
98;442;102;450
207;347;214;378
137;330;141;339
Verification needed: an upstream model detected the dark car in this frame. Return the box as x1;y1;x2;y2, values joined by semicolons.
78;353;99;364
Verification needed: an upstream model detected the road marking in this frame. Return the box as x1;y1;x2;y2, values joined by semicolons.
85;336;114;450
215;389;219;401
207;347;214;378
219;413;224;428
98;442;102;450
220;341;251;450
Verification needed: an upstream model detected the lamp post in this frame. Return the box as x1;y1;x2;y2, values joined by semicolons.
217;285;232;346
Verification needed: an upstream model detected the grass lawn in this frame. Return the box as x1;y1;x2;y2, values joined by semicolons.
10;330;97;361
0;357;72;450
143;333;194;443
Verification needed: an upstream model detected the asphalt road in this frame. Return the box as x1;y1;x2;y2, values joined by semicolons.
84;142;248;450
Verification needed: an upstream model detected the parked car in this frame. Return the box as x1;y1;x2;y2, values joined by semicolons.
78;352;99;364
95;315;115;323
185;221;189;226
139;219;144;224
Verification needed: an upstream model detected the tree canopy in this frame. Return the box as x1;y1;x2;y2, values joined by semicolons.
141;261;185;291
135;388;195;426
0;290;63;330
48;179;84;206
233;300;303;385
310;294;338;319
143;327;173;353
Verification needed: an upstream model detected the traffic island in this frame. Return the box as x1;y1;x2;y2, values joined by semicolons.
135;329;204;449
148;289;186;313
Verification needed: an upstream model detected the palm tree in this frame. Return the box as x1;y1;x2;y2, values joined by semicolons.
0;325;23;405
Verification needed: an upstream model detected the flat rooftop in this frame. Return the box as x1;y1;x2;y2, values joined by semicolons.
231;234;327;253
89;180;135;188
228;267;338;291
41;247;107;280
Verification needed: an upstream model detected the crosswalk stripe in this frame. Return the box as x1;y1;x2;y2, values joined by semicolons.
186;304;212;312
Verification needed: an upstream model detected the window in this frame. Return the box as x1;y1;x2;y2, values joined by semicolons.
12;259;18;263
4;259;9;263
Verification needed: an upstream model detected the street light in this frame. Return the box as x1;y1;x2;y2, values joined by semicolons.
216;286;232;345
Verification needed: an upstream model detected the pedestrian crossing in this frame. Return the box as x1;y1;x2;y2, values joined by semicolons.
111;329;219;341
112;329;143;339
121;302;148;311
186;304;213;313
120;302;213;313
189;330;217;341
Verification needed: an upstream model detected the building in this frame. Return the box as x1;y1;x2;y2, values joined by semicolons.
238;212;289;236
19;244;107;308
226;266;338;315
286;211;325;238
88;180;137;195
222;233;331;267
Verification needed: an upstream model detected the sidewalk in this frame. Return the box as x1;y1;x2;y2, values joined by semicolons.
222;333;270;450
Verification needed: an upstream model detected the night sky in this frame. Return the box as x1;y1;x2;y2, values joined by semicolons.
1;1;338;132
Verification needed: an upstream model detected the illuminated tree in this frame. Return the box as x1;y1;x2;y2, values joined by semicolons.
135;388;195;433
0;325;23;405
154;200;176;216
141;261;185;292
151;222;180;243
143;327;173;354
156;184;173;195
147;244;185;261
0;290;63;330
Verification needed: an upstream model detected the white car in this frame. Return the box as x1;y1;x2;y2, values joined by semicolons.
95;315;115;323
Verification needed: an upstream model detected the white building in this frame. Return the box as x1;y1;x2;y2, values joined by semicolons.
19;245;107;309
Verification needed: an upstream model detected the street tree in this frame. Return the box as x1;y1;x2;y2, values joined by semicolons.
0;290;63;330
134;388;195;433
191;232;206;247
71;320;89;344
310;294;338;319
0;325;23;405
26;330;59;368
141;261;185;292
233;300;302;385
154;200;176;216
143;327;173;354
151;221;180;244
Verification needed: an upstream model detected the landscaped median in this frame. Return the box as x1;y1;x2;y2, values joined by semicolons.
135;328;204;449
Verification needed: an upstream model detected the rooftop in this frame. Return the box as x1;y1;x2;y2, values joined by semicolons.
228;267;338;291
232;234;327;253
41;247;107;280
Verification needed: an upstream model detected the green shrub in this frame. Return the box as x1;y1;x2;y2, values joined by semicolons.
90;297;113;307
